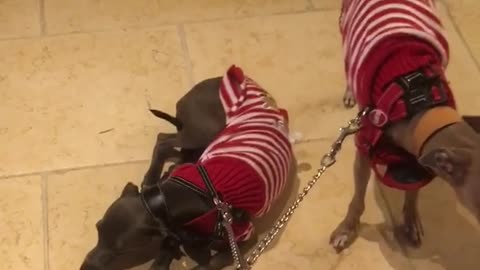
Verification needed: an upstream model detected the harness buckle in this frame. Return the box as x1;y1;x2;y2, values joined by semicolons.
396;71;448;116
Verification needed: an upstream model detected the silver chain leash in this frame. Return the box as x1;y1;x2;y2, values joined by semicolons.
213;198;251;270
219;108;369;270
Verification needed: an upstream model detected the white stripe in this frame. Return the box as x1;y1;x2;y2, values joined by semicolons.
230;123;292;149
207;152;272;214
228;111;282;126
207;145;278;194
227;134;288;197
348;5;435;74
344;0;383;53
229;132;290;171
352;28;448;96
222;75;238;106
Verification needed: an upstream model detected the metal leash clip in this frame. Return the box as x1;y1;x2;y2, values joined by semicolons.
213;198;251;270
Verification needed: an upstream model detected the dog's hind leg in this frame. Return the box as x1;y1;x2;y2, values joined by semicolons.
399;190;424;247
143;133;181;188
343;86;356;109
189;234;258;270
330;150;371;253
148;251;176;270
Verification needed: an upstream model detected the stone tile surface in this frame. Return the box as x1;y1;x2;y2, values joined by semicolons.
436;2;480;115
443;0;480;67
47;163;149;270
0;26;187;177
240;140;412;270
44;0;310;34
310;0;342;9
0;176;44;270
184;11;353;141
0;0;40;39
44;140;414;270
381;180;480;270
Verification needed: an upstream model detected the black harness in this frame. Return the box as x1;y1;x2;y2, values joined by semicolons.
140;165;250;263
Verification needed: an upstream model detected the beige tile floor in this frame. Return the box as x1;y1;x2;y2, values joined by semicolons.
1;0;480;269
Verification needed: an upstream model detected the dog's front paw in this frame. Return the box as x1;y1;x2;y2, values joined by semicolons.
329;219;359;253
395;208;424;248
343;87;356;109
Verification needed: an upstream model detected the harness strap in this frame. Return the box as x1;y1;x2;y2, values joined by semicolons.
363;69;450;152
197;165;225;239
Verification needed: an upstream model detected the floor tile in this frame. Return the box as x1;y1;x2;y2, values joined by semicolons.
0;26;187;177
436;2;480;115
44;0;310;34
310;0;342;9
46;139;413;270
0;0;41;39
184;11;354;141
47;163;149;270
0;175;44;270
44;0;160;34
241;140;413;270
155;0;311;23
443;0;480;66
380;180;480;270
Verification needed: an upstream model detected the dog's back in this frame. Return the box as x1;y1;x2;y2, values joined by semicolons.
168;65;293;242
341;0;448;103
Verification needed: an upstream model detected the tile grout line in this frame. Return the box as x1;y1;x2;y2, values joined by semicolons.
442;2;480;71
39;0;46;35
177;24;195;88
0;136;335;180
0;159;150;180
41;173;50;270
0;7;339;43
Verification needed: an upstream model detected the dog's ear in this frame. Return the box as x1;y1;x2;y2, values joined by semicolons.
121;182;139;197
419;147;472;185
463;115;480;133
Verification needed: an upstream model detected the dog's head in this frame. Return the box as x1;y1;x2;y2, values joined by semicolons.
80;182;168;270
420;116;480;222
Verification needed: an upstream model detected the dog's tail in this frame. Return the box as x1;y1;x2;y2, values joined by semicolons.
149;109;182;129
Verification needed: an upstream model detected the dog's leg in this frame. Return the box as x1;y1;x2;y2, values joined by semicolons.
189;235;258;270
401;190;424;247
148;251;176;270
143;133;180;188
330;150;371;252
343;86;356;109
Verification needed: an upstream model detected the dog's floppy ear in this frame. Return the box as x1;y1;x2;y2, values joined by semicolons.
121;182;139;197
463;115;480;133
419;147;472;185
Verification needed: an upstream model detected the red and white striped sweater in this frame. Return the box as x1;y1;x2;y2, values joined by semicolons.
170;65;292;241
341;0;448;100
340;0;455;190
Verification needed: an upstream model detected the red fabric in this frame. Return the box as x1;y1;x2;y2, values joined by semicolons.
170;158;263;239
169;65;292;241
341;0;456;190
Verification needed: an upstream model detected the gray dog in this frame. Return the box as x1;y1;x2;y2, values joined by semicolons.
330;0;480;252
80;65;293;270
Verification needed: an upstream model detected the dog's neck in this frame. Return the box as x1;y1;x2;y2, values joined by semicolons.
387;107;478;185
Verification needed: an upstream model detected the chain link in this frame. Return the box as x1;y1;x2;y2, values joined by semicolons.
223;108;368;269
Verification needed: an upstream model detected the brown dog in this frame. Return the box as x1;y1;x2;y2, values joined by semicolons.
330;0;480;252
